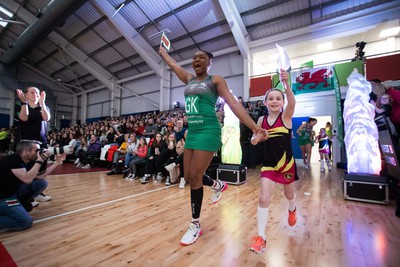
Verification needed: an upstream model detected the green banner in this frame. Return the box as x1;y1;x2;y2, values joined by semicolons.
300;60;314;68
272;72;291;92
332;67;344;147
334;61;363;86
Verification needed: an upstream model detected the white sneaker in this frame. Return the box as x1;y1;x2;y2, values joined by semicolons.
326;160;332;172
81;164;91;169
211;180;228;204
180;222;202;246
179;178;186;189
141;175;150;184
126;173;133;180
165;163;176;172
74;158;80;165
156;173;163;183
31;200;39;207
76;163;83;168
35;194;52;202
165;176;171;186
130;174;137;180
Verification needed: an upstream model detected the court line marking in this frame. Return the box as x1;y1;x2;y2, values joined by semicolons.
33;185;178;224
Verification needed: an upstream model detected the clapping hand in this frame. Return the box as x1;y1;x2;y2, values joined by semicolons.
168;141;174;150
16;89;27;102
39;91;46;105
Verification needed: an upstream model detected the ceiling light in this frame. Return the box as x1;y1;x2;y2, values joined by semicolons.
0;6;13;17
379;27;400;38
112;3;125;17
317;42;332;51
0;18;7;27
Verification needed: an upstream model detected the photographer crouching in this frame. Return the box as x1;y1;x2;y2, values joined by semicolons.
0;140;65;231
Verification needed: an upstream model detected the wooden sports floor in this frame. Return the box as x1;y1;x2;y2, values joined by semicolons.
1;162;399;267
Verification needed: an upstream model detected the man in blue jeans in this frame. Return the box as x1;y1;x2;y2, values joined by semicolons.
0;140;64;231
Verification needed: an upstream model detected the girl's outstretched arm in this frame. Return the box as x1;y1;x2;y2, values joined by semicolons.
251;116;266;145
281;69;295;125
158;47;193;85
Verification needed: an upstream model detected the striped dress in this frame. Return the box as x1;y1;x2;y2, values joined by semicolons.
261;113;298;184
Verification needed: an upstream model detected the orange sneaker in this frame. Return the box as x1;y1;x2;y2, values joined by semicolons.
288;208;297;226
249;236;266;254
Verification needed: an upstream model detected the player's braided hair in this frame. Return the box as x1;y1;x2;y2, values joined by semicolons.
199;49;214;59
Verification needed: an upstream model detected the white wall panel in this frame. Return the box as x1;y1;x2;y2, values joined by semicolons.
123;75;160;96
210;52;243;77
121;91;160;115
0;83;14;126
87;88;109;104
87;103;103;118
0;98;12;111
56;92;74;106
102;101;110;117
0;85;14;110
120;75;161;114
57;106;73;115
171;85;186;110
225;75;244;99
170;65;191;88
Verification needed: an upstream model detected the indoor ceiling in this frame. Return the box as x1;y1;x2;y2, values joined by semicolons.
0;0;399;94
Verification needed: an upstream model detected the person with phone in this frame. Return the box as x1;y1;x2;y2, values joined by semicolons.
122;133;139;174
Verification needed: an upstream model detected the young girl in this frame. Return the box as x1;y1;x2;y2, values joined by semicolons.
155;132;177;185
249;69;298;253
126;137;148;180
316;128;332;172
123;133;139;173
374;93;392;118
141;133;163;183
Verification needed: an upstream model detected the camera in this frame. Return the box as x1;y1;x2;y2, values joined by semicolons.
356;41;366;49
354;41;367;59
38;148;47;155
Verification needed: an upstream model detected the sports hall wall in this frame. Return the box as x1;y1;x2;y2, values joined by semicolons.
0;37;398;129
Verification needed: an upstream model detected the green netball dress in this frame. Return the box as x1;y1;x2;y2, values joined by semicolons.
297;123;313;146
184;75;222;151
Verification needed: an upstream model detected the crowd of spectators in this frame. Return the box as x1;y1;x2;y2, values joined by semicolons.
0;99;267;162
